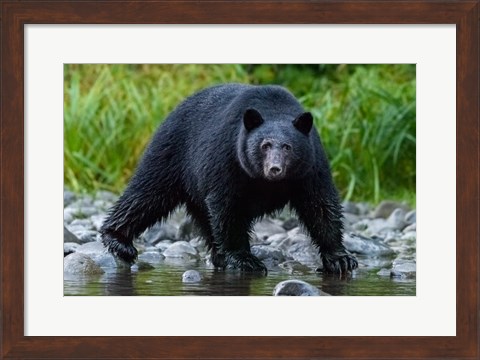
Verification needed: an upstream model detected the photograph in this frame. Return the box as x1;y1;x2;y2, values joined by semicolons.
63;64;416;296
2;0;478;357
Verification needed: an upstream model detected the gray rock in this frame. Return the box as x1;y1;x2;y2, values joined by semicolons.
189;236;203;246
163;241;198;259
373;201;410;219
95;190;118;202
75;241;117;268
359;257;392;269
266;233;289;247
278;260;312;275
64;190;77;207
343;213;360;230
189;237;206;252
274;228;319;266
177;217;197;240
138;251;164;264
93;199;113;210
68;196;94;208
394;250;416;263
267;227;311;256
401;231;417;241
358;218;394;236
155;240;173;252
273;280;329;296
64;226;81;243
249;232;263;245
342;201;359;215
63;253;104;275
251;245;285;261
69;206;99;218
343;233;395;256
63;196;100;221
63;208;75;224
405;210;416;225
66;224;88;233
377;268;391;276
75;241;106;255
386;208;407;230
141;222;178;244
254;218;286;241
168;207;188;226
356;202;372;216
403;223;416;232
64;242;80;256
352;220;368;232
182;270;202;283
90;214;106;231
251;245;286;267
70;218;94;230
382;231;402;243
391;260;416;278
68;228;99;243
282;217;299;231
144;246;159;252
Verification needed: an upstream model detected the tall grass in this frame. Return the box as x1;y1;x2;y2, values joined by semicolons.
64;64;415;204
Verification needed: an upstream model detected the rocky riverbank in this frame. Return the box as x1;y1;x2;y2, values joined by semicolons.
64;190;416;296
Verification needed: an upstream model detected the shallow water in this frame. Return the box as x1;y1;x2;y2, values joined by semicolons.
64;255;415;296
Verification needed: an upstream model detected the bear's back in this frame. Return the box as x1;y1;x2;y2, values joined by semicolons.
167;84;302;129
159;84;301;151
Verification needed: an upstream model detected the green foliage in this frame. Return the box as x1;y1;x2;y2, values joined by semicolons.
64;64;416;204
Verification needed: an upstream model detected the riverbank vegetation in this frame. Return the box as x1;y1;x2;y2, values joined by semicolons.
64;64;415;204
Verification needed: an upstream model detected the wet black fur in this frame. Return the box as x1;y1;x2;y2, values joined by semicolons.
101;84;358;274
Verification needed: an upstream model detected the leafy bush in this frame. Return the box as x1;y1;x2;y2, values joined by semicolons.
64;64;415;204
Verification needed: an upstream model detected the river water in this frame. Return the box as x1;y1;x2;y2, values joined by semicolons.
64;255;415;296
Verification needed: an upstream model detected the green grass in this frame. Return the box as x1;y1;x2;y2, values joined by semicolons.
64;64;416;205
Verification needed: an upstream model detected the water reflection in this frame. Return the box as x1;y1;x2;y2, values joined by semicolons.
103;270;137;296
64;261;415;296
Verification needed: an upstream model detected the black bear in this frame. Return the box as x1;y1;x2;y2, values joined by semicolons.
101;84;357;274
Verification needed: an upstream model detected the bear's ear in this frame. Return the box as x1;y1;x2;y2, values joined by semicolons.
293;112;313;135
243;109;264;131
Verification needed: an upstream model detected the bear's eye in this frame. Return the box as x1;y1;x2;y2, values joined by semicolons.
261;142;272;151
282;144;292;151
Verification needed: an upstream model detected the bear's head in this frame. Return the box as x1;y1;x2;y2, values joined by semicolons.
238;108;315;181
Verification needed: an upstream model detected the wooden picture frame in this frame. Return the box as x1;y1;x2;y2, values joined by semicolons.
1;1;478;359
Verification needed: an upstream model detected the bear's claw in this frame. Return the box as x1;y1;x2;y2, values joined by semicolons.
224;251;268;275
320;252;358;274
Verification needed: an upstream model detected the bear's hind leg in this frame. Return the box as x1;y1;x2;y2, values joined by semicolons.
184;200;219;260
101;183;183;264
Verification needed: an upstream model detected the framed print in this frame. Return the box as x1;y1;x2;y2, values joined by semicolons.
1;1;478;359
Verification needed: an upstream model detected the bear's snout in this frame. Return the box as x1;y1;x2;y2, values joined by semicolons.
269;166;282;176
264;164;285;180
263;150;287;181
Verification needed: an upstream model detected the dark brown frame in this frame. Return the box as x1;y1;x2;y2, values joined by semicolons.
1;1;478;359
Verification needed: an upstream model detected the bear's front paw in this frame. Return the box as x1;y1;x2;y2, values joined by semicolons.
225;251;268;275
102;232;138;264
211;251;226;268
320;252;358;275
